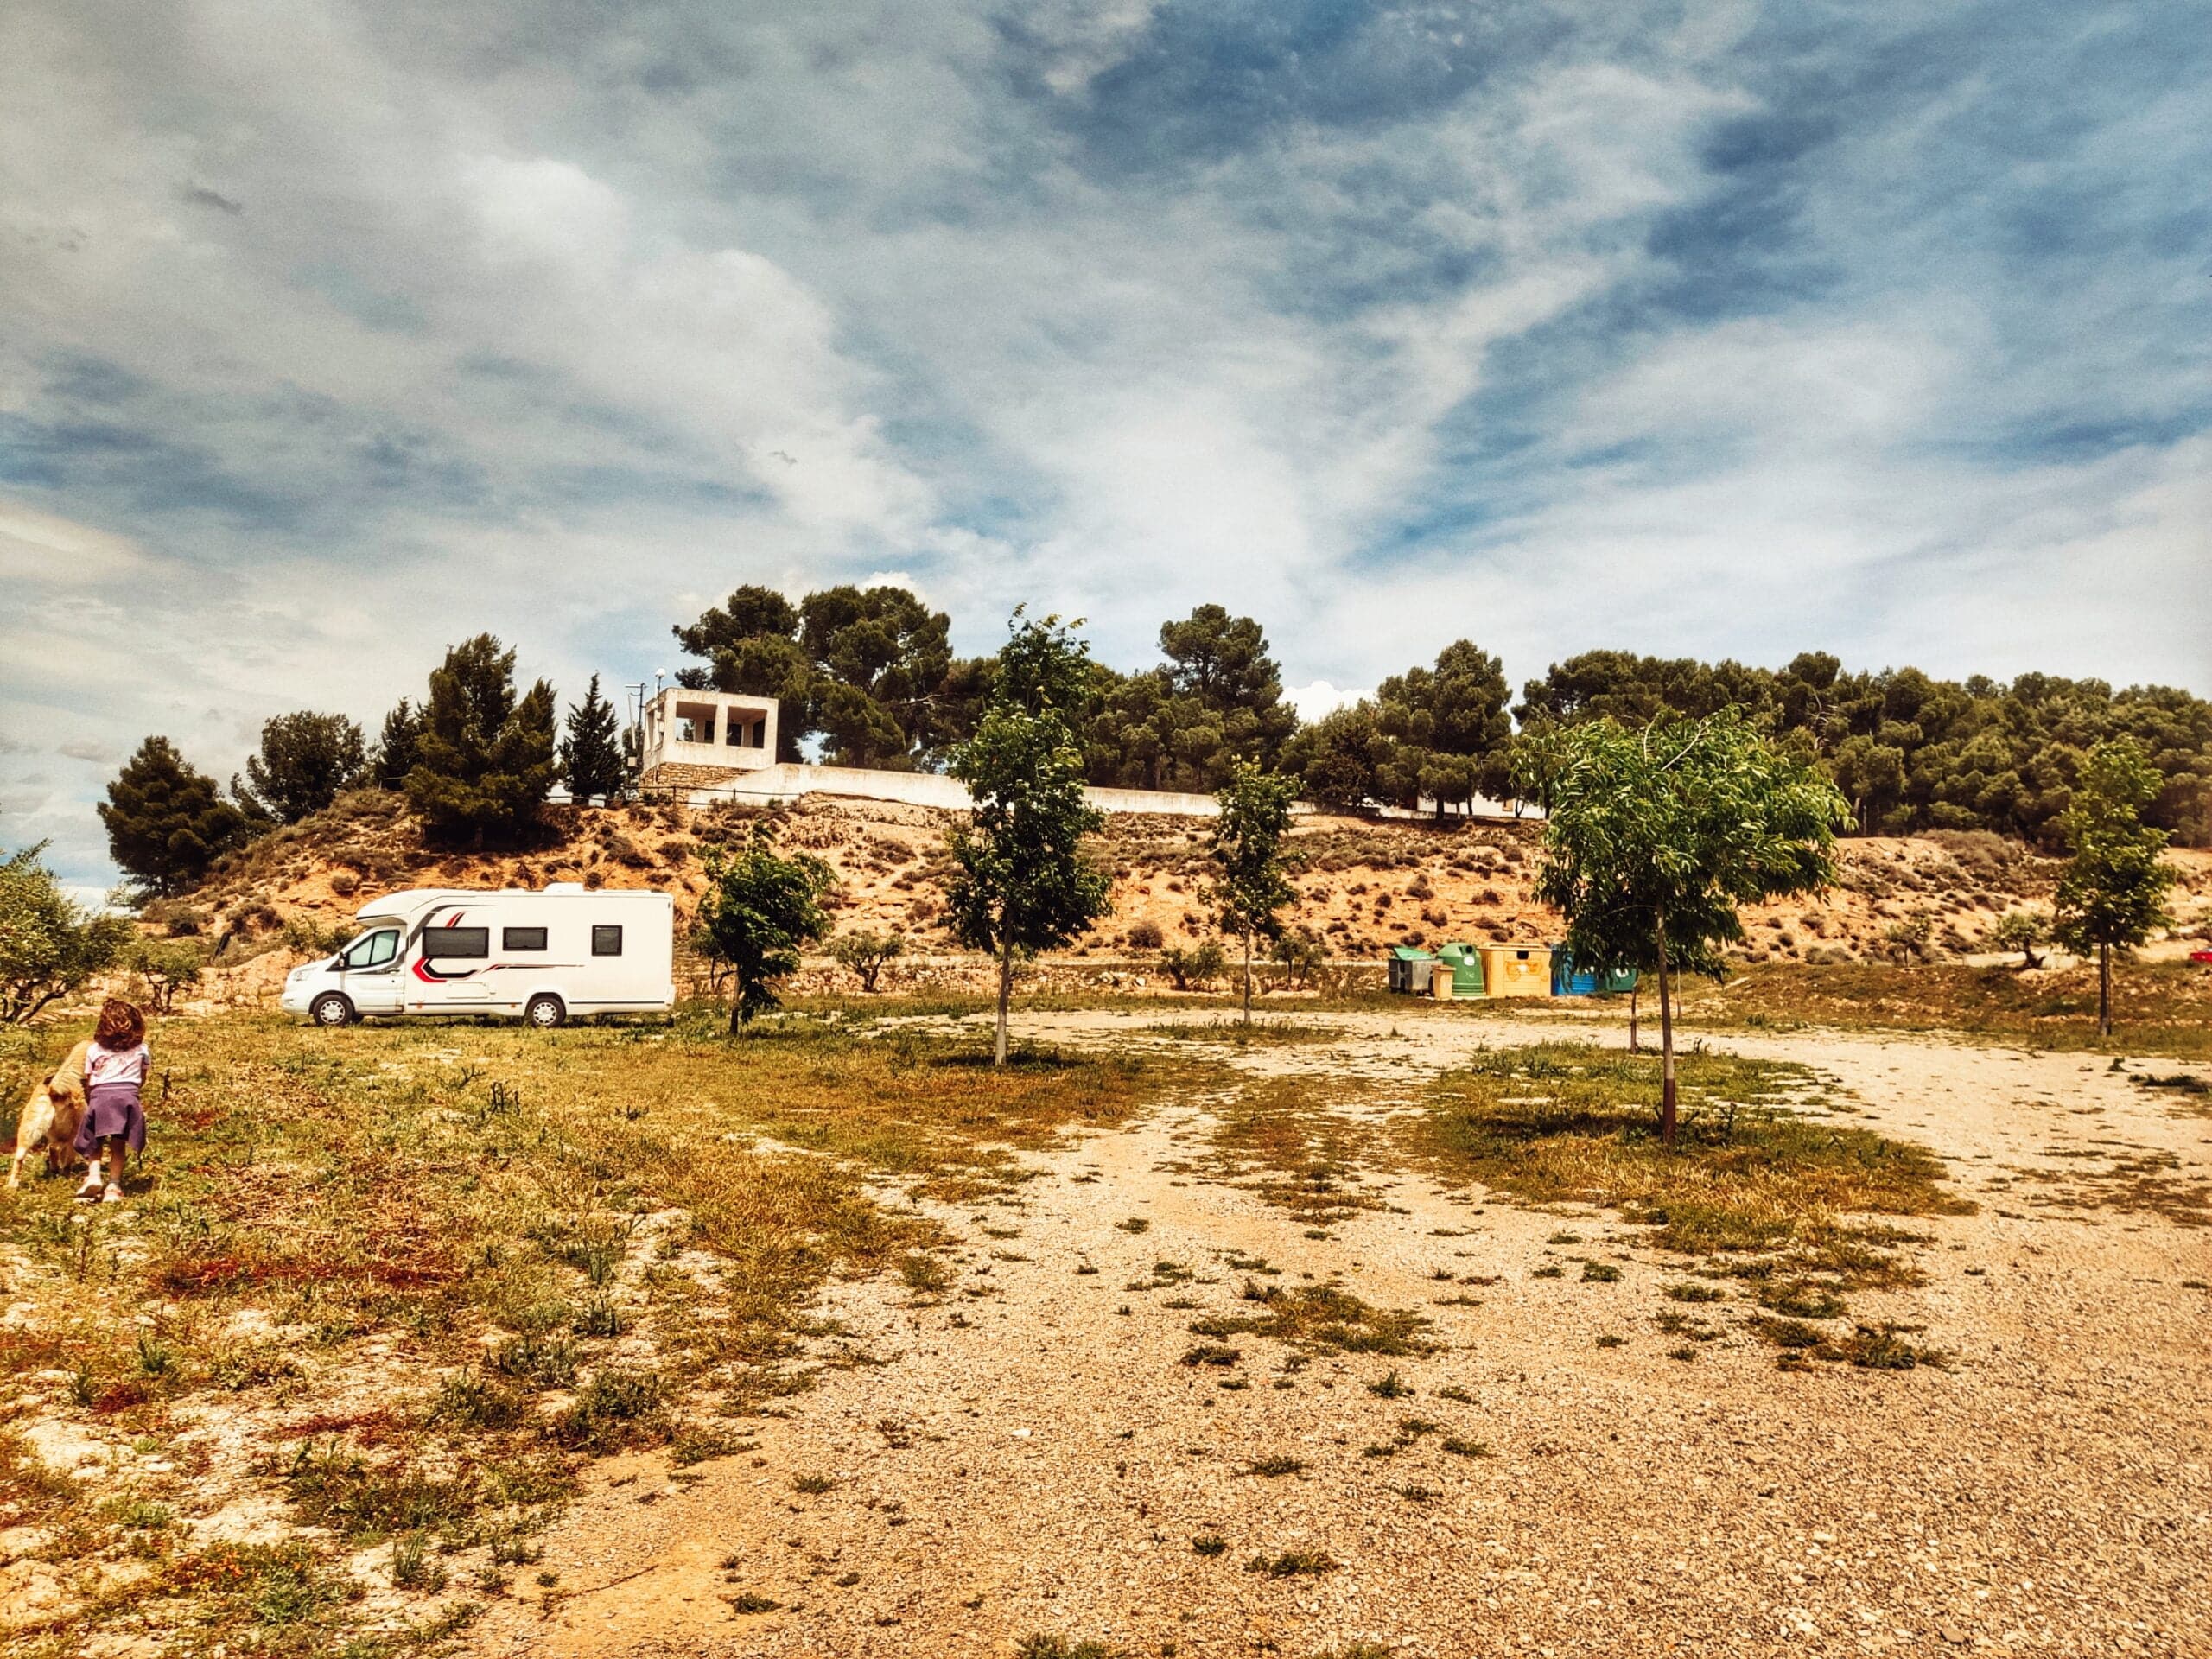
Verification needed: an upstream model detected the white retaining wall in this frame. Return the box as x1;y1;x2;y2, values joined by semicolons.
653;760;1536;822
662;761;1228;817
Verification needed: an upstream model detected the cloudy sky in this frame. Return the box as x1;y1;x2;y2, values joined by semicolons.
4;0;2209;884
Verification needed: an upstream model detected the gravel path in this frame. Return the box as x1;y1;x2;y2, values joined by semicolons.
463;1012;2212;1659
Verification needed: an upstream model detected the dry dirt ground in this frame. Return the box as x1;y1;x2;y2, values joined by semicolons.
458;1009;2211;1659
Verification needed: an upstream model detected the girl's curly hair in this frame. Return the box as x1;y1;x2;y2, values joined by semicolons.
94;997;145;1049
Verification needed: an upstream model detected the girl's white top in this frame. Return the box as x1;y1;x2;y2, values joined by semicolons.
84;1042;150;1089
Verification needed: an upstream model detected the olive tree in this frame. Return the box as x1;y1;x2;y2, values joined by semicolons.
1210;760;1297;1023
945;613;1112;1065
1518;711;1848;1144
1;846;131;1024
692;824;834;1033
2053;738;2174;1036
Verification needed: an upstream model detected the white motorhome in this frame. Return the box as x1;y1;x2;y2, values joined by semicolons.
280;885;675;1028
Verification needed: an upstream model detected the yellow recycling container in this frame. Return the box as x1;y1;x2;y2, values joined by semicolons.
1478;944;1554;998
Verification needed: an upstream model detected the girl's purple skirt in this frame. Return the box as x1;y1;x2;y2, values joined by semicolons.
76;1083;145;1156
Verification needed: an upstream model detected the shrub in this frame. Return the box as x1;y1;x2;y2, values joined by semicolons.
1158;940;1226;990
129;936;211;1014
1126;919;1164;951
826;929;906;992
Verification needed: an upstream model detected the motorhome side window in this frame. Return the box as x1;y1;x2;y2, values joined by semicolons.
591;925;623;957
503;927;549;951
423;926;491;959
340;930;398;969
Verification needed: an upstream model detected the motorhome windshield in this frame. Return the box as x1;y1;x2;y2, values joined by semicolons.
337;926;401;969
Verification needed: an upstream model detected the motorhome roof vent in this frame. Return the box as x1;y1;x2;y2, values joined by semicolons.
543;882;586;893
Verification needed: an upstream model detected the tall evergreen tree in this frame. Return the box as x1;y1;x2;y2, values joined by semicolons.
561;675;627;805
235;711;366;824
375;698;426;790
99;737;250;894
404;635;559;848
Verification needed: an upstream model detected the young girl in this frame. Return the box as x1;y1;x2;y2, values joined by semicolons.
74;998;149;1204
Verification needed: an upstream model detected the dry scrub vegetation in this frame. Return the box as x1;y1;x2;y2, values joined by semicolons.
0;1014;1179;1655
1678;959;2212;1058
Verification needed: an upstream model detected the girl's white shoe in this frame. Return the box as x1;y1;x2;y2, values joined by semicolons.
76;1173;104;1201
101;1185;124;1204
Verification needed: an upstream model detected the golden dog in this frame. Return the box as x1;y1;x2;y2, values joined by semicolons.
8;1042;90;1191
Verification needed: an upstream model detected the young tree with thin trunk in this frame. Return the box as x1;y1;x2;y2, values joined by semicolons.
1518;712;1847;1145
692;824;833;1034
2053;738;2173;1038
945;613;1112;1065
1209;760;1297;1023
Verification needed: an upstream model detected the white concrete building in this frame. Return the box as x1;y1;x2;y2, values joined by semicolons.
636;687;779;787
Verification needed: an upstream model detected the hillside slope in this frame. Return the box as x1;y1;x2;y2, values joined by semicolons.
164;788;2212;1000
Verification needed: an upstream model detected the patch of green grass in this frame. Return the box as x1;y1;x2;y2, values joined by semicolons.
1016;1635;1116;1659
1580;1262;1622;1283
1190;1284;1433;1357
1244;1456;1306;1478
1662;1281;1725;1303
793;1472;836;1496
1440;1436;1490;1459
1677;961;2212;1061
1414;1044;1970;1288
1191;1535;1227;1557
1181;1344;1242;1368
1367;1370;1414;1398
1245;1549;1338;1578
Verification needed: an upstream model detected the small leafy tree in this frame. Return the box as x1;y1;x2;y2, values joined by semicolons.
2053;738;2174;1036
99;737;251;894
945;613;1112;1065
1987;910;2049;970
0;846;132;1023
1881;910;1937;964
404;635;560;848
129;935;212;1014
1518;711;1847;1145
692;824;834;1033
827;929;906;993
562;674;628;805
1271;927;1325;989
1157;940;1226;991
1210;760;1297;1022
235;711;367;824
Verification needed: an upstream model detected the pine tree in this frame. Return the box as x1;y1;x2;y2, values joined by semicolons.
236;712;366;823
404;636;559;848
561;675;627;805
99;737;251;894
374;698;425;790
